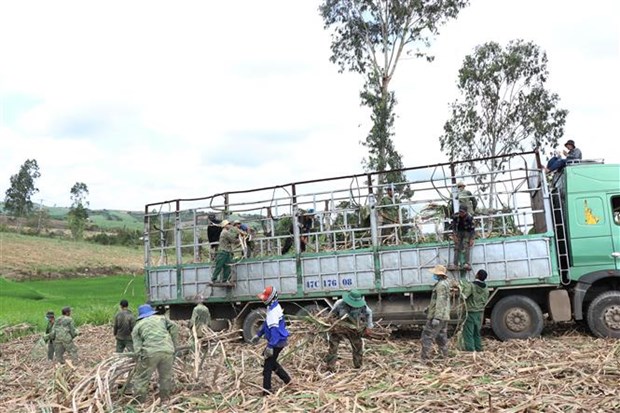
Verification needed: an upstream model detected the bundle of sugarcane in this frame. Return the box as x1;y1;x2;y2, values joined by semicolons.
294;312;392;340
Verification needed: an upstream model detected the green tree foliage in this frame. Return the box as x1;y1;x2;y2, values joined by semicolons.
440;40;568;208
4;159;41;218
320;0;469;189
68;182;89;240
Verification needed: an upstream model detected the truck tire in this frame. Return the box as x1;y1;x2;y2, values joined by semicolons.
586;291;620;338
491;295;544;341
242;308;265;343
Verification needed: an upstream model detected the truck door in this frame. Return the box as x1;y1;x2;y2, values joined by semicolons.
610;195;620;270
569;195;615;269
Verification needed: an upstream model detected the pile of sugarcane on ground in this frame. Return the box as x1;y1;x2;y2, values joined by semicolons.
1;317;619;413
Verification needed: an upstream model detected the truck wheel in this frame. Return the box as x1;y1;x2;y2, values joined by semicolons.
242;308;265;343
491;296;544;341
586;291;620;338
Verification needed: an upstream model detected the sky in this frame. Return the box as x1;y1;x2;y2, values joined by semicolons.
0;0;618;211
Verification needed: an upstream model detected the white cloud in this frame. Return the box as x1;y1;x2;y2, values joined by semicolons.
1;0;618;210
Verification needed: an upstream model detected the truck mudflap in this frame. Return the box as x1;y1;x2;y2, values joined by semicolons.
572;269;620;320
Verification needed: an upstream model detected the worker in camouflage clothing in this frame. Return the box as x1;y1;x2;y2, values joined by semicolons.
420;265;451;361
50;306;78;365
211;220;239;283
44;311;55;361
456;182;477;215
448;205;476;271
460;269;490;352
113;299;136;353
131;303;179;403
325;290;373;370
189;297;211;348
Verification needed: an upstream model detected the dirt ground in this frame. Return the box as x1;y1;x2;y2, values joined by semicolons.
0;324;618;412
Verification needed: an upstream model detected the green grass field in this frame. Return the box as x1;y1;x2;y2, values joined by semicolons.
0;275;147;336
43;206;143;231
88;210;143;231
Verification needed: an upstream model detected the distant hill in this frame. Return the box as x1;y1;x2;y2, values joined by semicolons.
0;203;143;231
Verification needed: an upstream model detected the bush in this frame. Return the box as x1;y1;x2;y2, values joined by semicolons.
87;228;142;247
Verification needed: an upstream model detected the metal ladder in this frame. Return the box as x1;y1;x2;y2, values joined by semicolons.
550;186;571;284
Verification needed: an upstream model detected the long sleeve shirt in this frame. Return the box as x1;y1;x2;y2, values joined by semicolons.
329;299;373;329
50;315;78;344
461;280;490;312
428;279;451;321
566;147;582;160
190;304;211;331
450;213;475;234
257;300;289;348
132;315;178;357
218;228;239;252
113;309;136;340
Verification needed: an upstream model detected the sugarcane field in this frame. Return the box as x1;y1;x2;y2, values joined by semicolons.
1;316;619;413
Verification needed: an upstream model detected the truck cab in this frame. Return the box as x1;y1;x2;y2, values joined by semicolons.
558;163;620;337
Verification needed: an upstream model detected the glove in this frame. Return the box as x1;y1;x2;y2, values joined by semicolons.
263;347;274;358
250;335;260;344
431;318;440;327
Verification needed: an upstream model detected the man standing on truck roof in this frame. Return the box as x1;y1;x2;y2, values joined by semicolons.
325;289;373;371
131;303;179;403
50;306;79;366
211;220;240;283
448;205;476;271
250;286;292;396
460;269;490;352
456;182;477;215
113;299;135;353
421;265;451;362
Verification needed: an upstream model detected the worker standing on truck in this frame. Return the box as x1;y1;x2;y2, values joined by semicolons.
420;265;451;361
460;269;490;352
211;220;240;283
131;303;179;403
448;205;476;271
234;220;254;258
250;286;292;396
113;299;135;353
456;182;477;215
325;289;373;371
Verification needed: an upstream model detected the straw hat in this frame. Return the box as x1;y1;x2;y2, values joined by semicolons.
429;265;447;277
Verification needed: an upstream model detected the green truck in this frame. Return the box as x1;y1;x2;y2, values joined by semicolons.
144;151;620;340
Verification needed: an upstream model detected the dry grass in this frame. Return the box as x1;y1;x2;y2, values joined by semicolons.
1;321;619;413
0;232;142;279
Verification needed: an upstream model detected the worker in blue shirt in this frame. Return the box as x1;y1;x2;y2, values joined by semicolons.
251;286;292;395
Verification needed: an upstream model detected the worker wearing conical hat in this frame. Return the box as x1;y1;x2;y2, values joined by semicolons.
421;265;451;361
